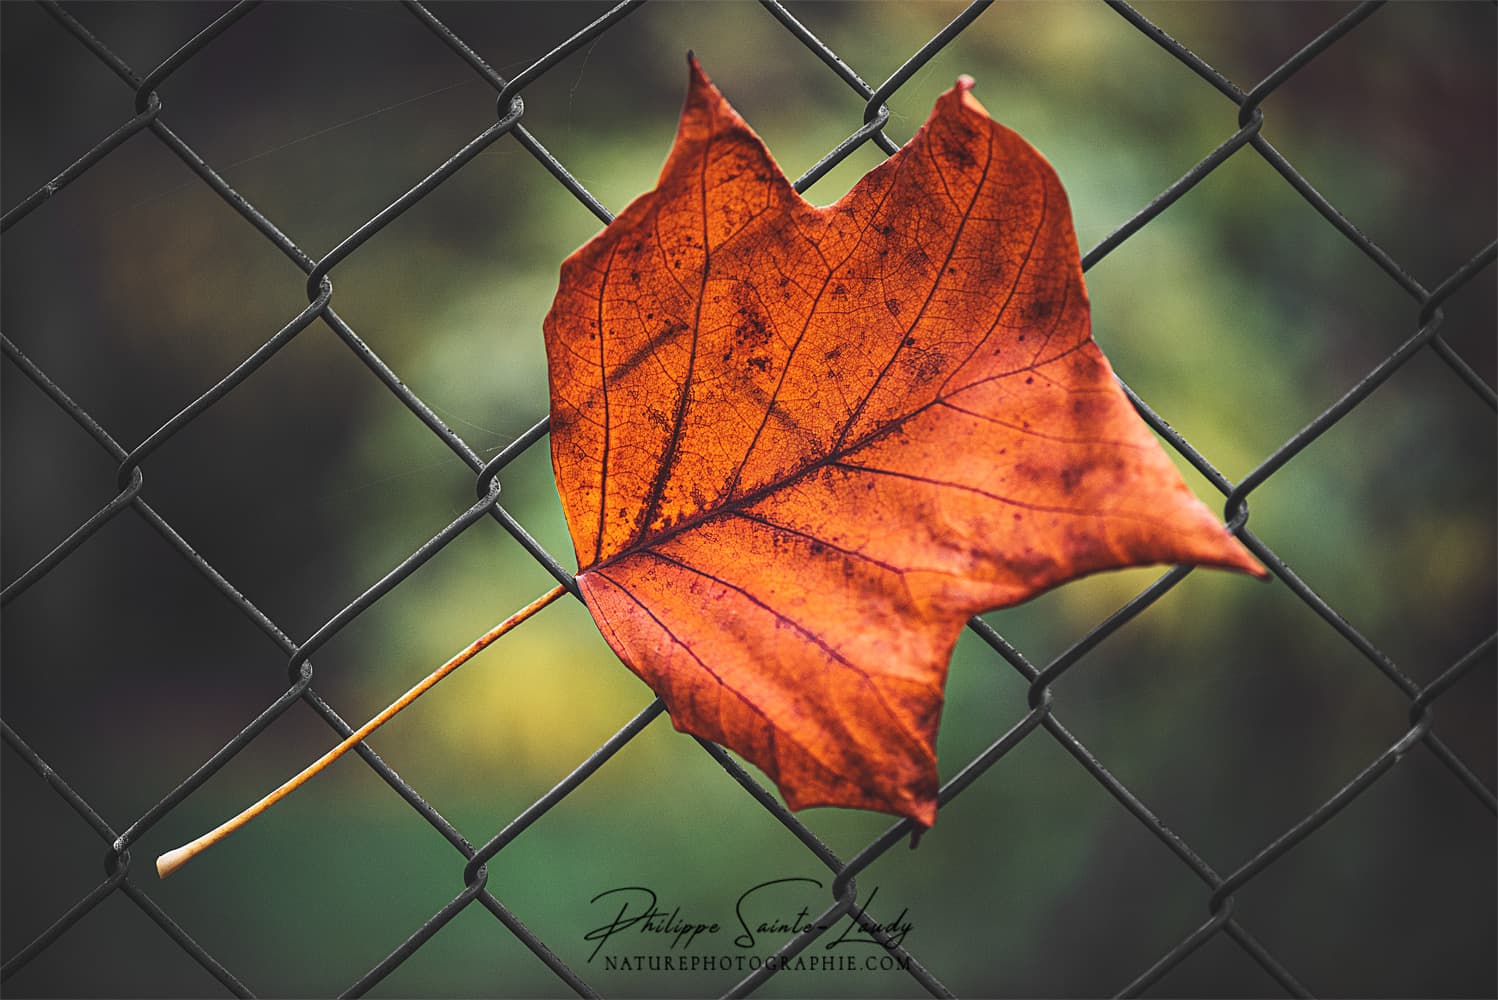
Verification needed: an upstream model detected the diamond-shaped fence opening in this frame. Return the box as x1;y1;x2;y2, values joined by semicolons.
2;2;1493;997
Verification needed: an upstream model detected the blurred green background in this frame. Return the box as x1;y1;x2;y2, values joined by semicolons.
2;2;1493;997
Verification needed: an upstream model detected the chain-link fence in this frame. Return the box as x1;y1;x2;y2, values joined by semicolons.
2;1;1494;997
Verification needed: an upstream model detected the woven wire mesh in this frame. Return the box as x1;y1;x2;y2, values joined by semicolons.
2;1;1493;996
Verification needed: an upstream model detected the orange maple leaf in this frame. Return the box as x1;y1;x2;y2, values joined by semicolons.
544;56;1263;828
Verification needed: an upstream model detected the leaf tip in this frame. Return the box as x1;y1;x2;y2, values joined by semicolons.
906;797;937;830
1239;545;1272;581
950;74;990;118
1212;530;1270;580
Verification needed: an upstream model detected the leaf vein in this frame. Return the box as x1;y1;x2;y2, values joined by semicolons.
640;549;936;761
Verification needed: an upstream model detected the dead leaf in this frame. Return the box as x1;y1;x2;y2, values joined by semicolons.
544;56;1264;827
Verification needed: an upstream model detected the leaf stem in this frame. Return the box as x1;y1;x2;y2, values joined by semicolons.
156;584;568;879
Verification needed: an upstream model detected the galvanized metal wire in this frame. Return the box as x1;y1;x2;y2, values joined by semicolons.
2;1;1493;996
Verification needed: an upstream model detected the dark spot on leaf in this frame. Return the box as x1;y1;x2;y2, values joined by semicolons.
735;315;770;346
914;351;945;381
940;137;975;169
887;299;902;317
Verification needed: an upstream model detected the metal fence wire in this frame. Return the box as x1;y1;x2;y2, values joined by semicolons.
1;1;1494;997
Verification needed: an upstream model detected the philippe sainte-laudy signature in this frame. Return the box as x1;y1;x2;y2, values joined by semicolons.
582;877;913;962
